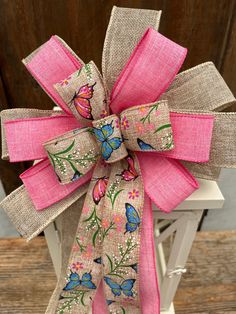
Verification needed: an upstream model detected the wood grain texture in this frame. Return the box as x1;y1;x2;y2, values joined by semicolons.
0;232;236;313
174;231;236;313
0;237;56;314
0;0;236;192
220;1;236;96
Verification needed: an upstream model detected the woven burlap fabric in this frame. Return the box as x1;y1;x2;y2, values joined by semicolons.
47;160;111;313
162;62;235;111
46;195;85;314
102;6;161;93
160;61;236;179
1;109;63;159
120;101;173;152
101;154;144;313
0;183;89;241
47;152;144;313
176;109;236;179
44;127;99;184
54;61;108;124
60;195;86;273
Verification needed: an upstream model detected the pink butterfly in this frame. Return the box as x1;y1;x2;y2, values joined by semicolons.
120;155;138;181
70;83;96;120
92;176;109;205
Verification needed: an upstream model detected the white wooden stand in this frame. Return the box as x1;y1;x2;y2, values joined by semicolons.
44;178;224;313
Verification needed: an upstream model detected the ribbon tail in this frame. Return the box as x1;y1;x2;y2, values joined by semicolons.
93;191;161;314
140;194;160;314
45;195;85;314
49;159;111;313
99;153;145;313
92;281;107;313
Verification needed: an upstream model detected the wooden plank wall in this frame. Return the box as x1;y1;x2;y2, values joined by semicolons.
0;0;236;194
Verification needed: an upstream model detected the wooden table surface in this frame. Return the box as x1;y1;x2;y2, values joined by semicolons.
0;231;236;314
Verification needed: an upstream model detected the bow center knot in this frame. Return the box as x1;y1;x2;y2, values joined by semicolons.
92;114;128;163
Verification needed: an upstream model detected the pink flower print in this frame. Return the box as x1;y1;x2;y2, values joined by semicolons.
147;123;155;131
121;116;129;130
128;189;139;200
100;158;108;168
135;122;145;135
82;244;93;259
115;118;120;129
60;76;71;86
101;219;110;229
113;214;123;224
113;214;124;233
100;109;109;118
72;244;81;252
139;106;148;116
116;224;123;232
82;206;90;214
155;110;160;116
71;261;84;272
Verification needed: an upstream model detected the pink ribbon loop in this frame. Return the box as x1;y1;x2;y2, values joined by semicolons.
23;36;83;114
4;115;81;162
20;159;93;210
110;28;187;113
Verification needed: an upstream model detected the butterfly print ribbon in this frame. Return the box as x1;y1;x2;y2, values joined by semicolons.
1;6;236;314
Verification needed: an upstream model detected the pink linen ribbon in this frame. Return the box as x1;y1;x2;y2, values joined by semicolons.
2;28;214;313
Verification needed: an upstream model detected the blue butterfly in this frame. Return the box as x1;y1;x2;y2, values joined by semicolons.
93;122;122;160
137;138;155;151
63;272;96;290
125;203;141;233
104;277;135;297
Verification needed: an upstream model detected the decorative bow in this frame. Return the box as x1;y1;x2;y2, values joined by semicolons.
1;6;236;314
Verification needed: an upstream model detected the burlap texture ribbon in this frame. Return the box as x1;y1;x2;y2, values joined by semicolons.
1;6;236;314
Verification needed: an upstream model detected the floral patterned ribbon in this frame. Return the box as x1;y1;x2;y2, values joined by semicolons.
1;6;236;314
38;59;196;312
